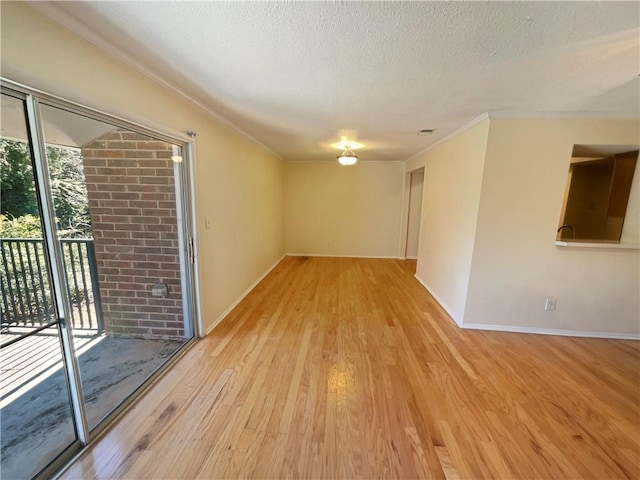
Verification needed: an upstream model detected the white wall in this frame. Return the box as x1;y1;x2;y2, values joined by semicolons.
464;118;640;336
284;161;404;257
405;169;424;258
1;2;285;334
414;120;490;324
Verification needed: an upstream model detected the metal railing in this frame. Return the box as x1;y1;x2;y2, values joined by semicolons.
1;238;103;334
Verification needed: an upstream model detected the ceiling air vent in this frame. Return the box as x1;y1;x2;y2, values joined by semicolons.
417;129;435;135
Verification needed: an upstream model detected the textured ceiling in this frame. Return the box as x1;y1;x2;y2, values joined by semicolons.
32;1;640;162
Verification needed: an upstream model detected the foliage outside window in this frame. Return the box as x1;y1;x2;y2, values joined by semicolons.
0;139;91;238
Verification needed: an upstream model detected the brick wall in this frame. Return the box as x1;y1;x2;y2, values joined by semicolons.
81;130;184;339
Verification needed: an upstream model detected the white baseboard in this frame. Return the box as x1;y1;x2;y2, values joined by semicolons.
411;274;638;340
413;274;463;327
286;253;400;259
461;323;640;340
205;254;286;335
406;256;418;260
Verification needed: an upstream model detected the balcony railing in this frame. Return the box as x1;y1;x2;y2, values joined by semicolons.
1;238;103;339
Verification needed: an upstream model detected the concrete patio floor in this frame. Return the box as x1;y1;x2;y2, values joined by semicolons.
0;329;184;479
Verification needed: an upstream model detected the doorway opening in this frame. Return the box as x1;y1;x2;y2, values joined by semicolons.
403;168;424;271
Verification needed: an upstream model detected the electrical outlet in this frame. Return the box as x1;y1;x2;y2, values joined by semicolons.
544;298;557;311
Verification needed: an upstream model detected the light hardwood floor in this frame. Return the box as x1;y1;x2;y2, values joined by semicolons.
62;257;640;479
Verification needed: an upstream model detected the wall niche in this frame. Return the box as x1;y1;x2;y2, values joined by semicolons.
557;145;638;243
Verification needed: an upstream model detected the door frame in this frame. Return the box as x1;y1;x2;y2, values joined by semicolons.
398;166;425;260
1;79;201;478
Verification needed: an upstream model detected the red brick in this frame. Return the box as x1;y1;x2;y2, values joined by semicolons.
139;176;171;185
146;224;174;232
96;183;126;192
100;230;129;238
83;158;106;167
82;132;184;341
100;215;130;224
150;328;179;336
126;168;154;176
146;240;173;247
89;192;111;200
122;132;152;141
89;207;113;215
113;223;143;231
124;150;154;159
131;231;160;239
92;223;115;231
105;141;135;150
136;141;170;150
110;192;140;200
140;193;168;201
112;208;141;216
107;159;139;168
130;200;158;209
93;149;124;158
141;159;172;168
141;209;167;217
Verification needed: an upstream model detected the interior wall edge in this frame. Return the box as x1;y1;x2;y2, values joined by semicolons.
413;273;463;327
205;254;286;336
404;112;491;168
397;172;412;258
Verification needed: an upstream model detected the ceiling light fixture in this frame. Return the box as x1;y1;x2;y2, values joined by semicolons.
337;146;358;165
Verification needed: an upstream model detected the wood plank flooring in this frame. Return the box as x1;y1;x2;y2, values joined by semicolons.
62;257;640;479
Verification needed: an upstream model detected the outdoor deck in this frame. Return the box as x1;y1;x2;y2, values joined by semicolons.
0;325;185;479
1;327;102;409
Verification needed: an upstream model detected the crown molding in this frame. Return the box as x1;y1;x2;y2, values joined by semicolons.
404;112;491;164
488;110;640;120
26;1;285;162
403;109;639;164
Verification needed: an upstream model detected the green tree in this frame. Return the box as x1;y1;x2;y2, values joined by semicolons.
0;139;38;218
0;214;42;238
1;139;91;238
47;145;91;237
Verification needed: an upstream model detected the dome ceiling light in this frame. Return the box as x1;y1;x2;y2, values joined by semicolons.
335;136;360;165
337;147;358;166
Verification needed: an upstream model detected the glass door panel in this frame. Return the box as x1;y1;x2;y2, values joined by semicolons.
39;103;194;429
0;93;78;479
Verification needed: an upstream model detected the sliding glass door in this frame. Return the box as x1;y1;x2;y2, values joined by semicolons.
0;85;197;479
1;91;80;480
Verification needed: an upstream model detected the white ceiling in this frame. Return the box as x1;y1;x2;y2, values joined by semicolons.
32;1;640;162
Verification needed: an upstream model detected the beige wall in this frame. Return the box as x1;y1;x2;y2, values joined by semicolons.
414;120;490;324
284;161;404;257
1;2;285;335
464;118;640;335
